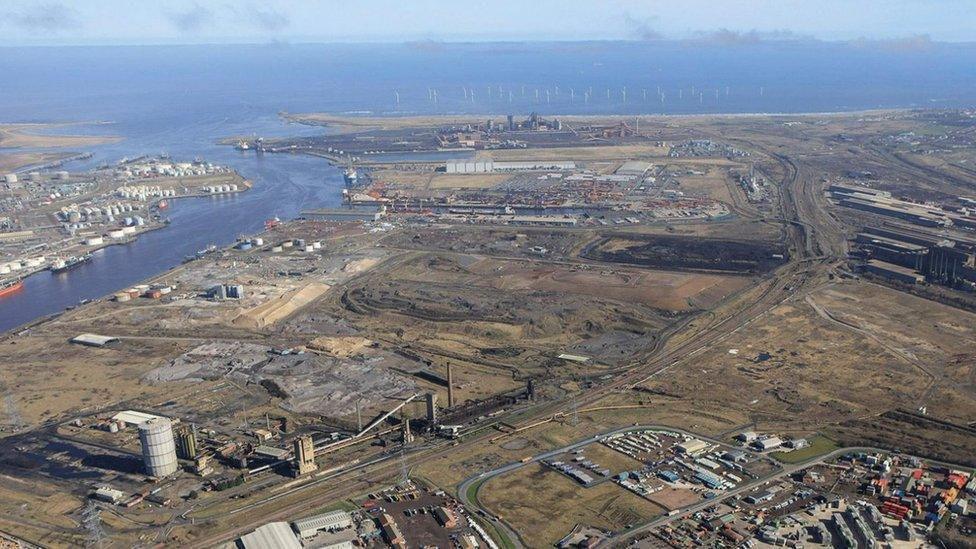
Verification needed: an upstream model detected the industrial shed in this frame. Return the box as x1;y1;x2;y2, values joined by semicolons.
70;333;119;347
239;522;302;549
292;510;353;539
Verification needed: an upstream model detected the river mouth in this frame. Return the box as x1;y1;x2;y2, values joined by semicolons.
0;117;343;333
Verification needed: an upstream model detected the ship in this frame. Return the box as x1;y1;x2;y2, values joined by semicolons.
183;244;218;263
0;279;24;298
343;166;358;187
50;254;93;274
265;216;281;230
157;199;169;209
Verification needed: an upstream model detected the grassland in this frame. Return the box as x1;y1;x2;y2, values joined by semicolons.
480;464;666;548
770;435;840;463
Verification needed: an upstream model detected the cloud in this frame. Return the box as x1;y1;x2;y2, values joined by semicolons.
623;13;663;41
167;3;214;33
2;2;80;31
244;6;290;31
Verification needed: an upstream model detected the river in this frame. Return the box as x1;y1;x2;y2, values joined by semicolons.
2;41;975;331
0;114;342;332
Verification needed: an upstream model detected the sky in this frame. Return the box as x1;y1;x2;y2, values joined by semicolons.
0;0;974;46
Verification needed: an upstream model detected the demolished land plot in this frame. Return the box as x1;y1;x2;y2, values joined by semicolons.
144;342;417;416
233;282;331;328
337;253;676;368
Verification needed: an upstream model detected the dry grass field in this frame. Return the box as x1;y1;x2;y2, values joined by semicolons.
480;464;666;547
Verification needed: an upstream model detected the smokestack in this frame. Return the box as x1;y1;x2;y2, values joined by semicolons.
401;410;413;444
426;393;438;425
447;362;455;408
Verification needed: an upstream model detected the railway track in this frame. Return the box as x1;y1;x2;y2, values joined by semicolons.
190;130;843;546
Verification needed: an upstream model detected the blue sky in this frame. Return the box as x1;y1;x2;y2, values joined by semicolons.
1;0;974;45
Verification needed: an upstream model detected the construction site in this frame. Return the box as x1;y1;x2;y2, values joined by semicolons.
0;109;975;548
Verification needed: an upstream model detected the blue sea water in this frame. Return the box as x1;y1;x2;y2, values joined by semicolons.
0;41;974;331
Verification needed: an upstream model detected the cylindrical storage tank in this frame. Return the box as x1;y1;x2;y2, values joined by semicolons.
138;418;178;477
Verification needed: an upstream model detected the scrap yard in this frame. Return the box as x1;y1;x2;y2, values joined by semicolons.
1;109;975;549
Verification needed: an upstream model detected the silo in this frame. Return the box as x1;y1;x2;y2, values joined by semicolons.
138;418;178;477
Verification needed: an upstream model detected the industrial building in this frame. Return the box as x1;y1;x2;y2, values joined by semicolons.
70;333;118;347
112;410;165;427
864;259;926;285
615;161;653;177
92;486;126;505
751;436;784;452
855;232;928;270
379;513;407;548
445;159;576;174
425;392;438;425
676;438;709;455
292;510;353;539
293;434;317;476
138;418;179;477
174;423;198;460
239;521;302;549
735;431;758;443
301;207;384;222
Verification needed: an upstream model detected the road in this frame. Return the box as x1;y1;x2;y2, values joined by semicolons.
458;424;975;549
110;123;976;548
457;425;742;549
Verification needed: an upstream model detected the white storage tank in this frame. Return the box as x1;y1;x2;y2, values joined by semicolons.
138;418;178;477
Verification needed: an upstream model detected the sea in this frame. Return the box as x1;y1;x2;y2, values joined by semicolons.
1;40;975;331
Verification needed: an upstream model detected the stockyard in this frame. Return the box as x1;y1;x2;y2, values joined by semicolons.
1;110;975;548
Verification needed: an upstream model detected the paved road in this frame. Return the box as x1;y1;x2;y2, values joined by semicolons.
456;424;971;549
457;425;762;549
460;424;976;549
